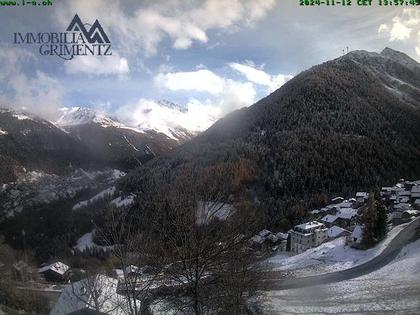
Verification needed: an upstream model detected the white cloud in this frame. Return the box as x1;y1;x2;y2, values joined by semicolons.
55;0;277;56
0;46;64;120
115;99;221;134
65;52;129;76
390;18;412;42
229;62;293;92
378;9;420;56
154;67;257;116
155;69;225;94
378;24;389;34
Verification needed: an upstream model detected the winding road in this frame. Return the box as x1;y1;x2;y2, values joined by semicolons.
264;217;420;290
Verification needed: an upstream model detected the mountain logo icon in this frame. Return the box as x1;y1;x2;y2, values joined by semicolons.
66;14;110;44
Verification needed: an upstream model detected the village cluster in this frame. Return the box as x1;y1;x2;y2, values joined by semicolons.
6;179;420;314
250;179;420;255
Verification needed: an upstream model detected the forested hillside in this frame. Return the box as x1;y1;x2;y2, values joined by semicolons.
120;48;420;229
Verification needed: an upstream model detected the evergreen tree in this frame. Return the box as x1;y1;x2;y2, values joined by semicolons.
374;192;387;241
362;193;377;247
362;192;388;248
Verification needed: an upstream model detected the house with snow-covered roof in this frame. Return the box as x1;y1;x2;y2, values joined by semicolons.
337;208;358;220
331;197;344;204
49;275;138;315
347;225;364;246
356;192;368;203
327;226;351;239
290;221;328;254
39;261;70;282
320;214;338;226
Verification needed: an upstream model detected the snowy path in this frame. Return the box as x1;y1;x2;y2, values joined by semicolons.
262;238;420;314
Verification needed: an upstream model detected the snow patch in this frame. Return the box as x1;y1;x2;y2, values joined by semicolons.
12;113;31;120
72;187;116;211
0;128;8;135
110;194;135;208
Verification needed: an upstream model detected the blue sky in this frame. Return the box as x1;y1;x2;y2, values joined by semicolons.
0;0;419;130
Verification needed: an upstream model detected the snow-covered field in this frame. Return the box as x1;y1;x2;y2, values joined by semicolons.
263;238;420;314
267;224;408;277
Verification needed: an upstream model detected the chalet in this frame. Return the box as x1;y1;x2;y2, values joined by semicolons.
411;186;420;194
347;225;363;246
393;203;411;212
380;187;392;197
398;190;411;197
259;229;272;238
49;275;137;315
331;197;344;204
327;226;351;239
271;232;288;251
337;208;358;220
356;192;368;203
335;201;353;209
402;210;419;220
396;196;410;204
289;221;328;254
39;262;70;282
412;193;420;200
321;214;338;227
250;230;288;252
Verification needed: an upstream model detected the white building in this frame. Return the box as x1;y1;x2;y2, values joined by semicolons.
289;221;328;254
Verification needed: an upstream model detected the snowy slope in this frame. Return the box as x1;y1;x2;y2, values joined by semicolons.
56;101;202;142
262;238;420;314
56;107;122;128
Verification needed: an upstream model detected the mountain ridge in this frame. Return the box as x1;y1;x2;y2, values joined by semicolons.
120;48;420;229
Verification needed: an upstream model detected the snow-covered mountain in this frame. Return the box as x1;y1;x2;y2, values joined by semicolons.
56;100;204;142
56;107;121;129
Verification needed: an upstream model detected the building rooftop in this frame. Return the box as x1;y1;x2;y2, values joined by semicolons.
39;262;69;276
294;221;325;231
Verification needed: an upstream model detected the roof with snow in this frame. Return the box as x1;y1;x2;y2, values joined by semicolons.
275;232;289;240
351;225;363;243
321;214;338;224
294;221;325;232
335;202;353;209
49;275;138;315
39;262;69;275
259;229;272;237
411;186;420;193
251;235;265;244
337;208;358;220
327;226;350;238
398;191;411;196
356;192;368;198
